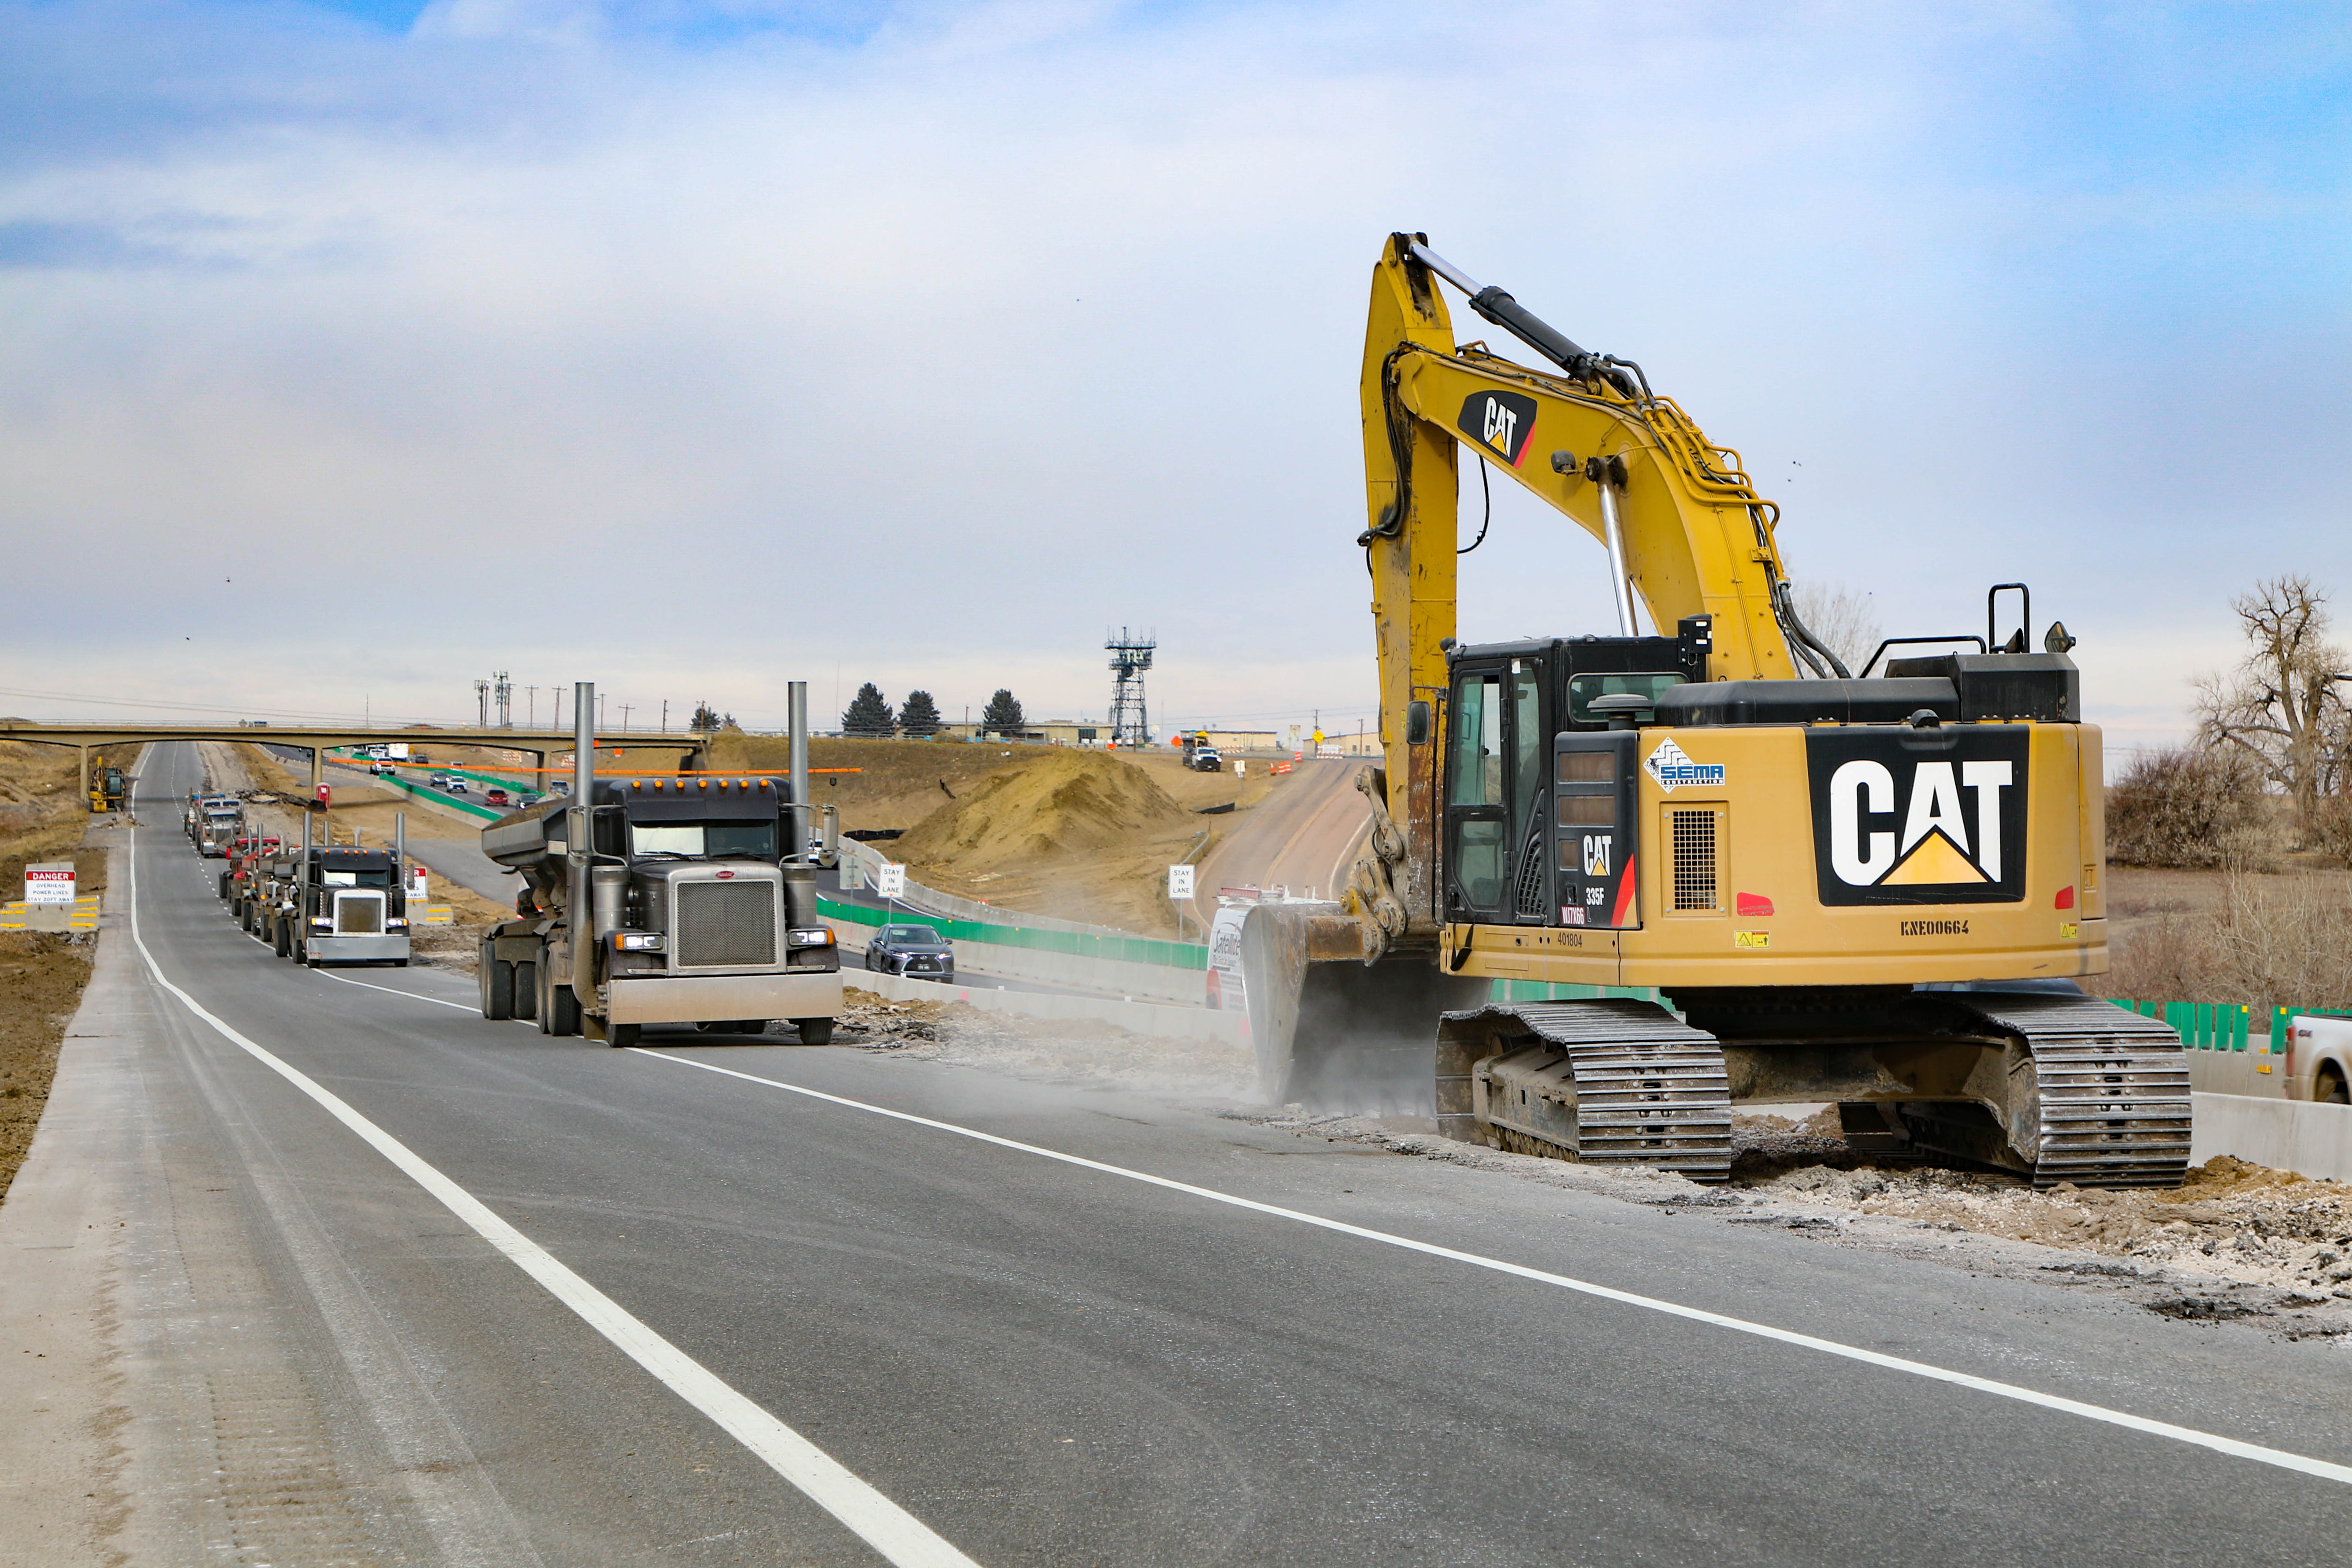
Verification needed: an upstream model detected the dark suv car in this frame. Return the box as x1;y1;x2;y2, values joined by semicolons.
864;924;955;982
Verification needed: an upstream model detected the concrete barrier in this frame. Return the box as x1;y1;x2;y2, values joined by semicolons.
2190;1092;2352;1183
846;967;1246;1047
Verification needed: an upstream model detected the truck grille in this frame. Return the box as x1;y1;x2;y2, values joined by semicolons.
335;894;384;934
674;881;777;968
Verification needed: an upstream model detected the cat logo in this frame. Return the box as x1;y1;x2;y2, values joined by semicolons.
1806;729;2030;906
1456;390;1538;468
1582;834;1612;877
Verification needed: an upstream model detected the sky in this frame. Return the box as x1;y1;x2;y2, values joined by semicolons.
1;0;2346;750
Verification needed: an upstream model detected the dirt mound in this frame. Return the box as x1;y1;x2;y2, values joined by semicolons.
893;747;1191;876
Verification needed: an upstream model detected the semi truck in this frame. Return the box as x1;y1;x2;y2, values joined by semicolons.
194;801;245;858
254;844;413;966
474;681;840;1048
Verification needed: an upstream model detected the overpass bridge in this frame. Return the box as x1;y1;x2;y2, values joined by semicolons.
0;721;706;796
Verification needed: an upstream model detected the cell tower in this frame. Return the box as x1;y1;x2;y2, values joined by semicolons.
1105;628;1156;747
474;679;490;727
493;670;513;728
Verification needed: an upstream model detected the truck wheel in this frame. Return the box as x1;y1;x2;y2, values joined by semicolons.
513;962;538;1022
795;1018;834;1046
481;947;514;1020
392;958;410;969
2321;1069;2349;1105
218;872;230;900
274;921;291;959
539;962;581;1037
608;1023;640;1049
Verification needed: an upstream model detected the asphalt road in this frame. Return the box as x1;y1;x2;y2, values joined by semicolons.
1194;757;1369;907
21;743;2352;1565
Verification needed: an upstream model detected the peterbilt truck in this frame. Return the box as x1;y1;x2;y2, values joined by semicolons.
193;796;245;857
255;845;413;966
476;776;841;1048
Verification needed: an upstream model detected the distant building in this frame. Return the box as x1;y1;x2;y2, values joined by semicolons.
937;721;1107;746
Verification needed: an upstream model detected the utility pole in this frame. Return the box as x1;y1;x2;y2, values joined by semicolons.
620;703;634;731
598;691;608;729
527;686;538;728
475;680;490;727
661;699;668;734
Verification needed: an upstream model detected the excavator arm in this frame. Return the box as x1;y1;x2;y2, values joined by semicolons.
1355;232;1823;954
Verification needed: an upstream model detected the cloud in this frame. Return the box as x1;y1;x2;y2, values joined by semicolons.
0;0;2345;739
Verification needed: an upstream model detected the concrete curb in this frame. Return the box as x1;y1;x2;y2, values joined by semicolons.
2190;1092;2352;1183
846;967;1247;1047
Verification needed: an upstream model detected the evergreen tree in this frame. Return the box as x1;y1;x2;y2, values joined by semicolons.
690;702;723;732
842;682;895;737
898;690;943;737
981;689;1026;736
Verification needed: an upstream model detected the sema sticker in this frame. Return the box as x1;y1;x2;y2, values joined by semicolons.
1734;930;1771;949
1644;737;1725;793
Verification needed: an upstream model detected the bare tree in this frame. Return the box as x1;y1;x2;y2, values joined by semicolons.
1788;581;1884;673
2194;574;2350;836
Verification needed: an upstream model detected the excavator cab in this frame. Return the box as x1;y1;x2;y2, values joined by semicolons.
1442;619;1710;929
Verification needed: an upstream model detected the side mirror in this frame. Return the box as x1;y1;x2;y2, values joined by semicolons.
1405;700;1431;746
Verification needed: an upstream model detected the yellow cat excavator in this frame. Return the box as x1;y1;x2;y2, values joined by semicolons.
1237;233;2188;1187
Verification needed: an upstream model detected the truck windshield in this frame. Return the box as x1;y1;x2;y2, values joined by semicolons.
323;868;393;887
629;821;777;860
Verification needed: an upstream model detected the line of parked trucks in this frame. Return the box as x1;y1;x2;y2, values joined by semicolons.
189;790;414;966
183;683;849;1049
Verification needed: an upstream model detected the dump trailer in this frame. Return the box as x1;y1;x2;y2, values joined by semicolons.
476;775;842;1047
1237;234;2188;1189
221;836;282;920
256;845;412;967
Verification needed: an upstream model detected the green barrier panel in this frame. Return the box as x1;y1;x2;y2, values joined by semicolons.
1488;978;1661;1005
368;772;504;822
818;896;1207;971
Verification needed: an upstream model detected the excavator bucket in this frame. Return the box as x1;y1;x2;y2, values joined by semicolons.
1236;901;1486;1113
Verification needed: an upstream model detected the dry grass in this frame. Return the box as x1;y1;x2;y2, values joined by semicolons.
0;739;133;1203
2100;865;2352;1010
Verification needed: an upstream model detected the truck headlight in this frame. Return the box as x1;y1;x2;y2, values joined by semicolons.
613;932;666;952
788;929;835;947
385;917;407;929
310;916;333;928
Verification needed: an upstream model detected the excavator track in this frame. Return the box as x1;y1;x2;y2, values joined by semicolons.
1440;999;1732;1182
1913;992;2192;1189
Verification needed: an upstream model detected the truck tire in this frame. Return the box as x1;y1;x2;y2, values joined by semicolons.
513;962;538;1022
274;920;291;959
481;946;514;1020
795;1018;834;1046
539;960;580;1037
608;1023;640;1049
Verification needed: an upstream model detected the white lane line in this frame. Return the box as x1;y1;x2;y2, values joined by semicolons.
633;1048;2352;1491
123;838;980;1568
315;970;479;1012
